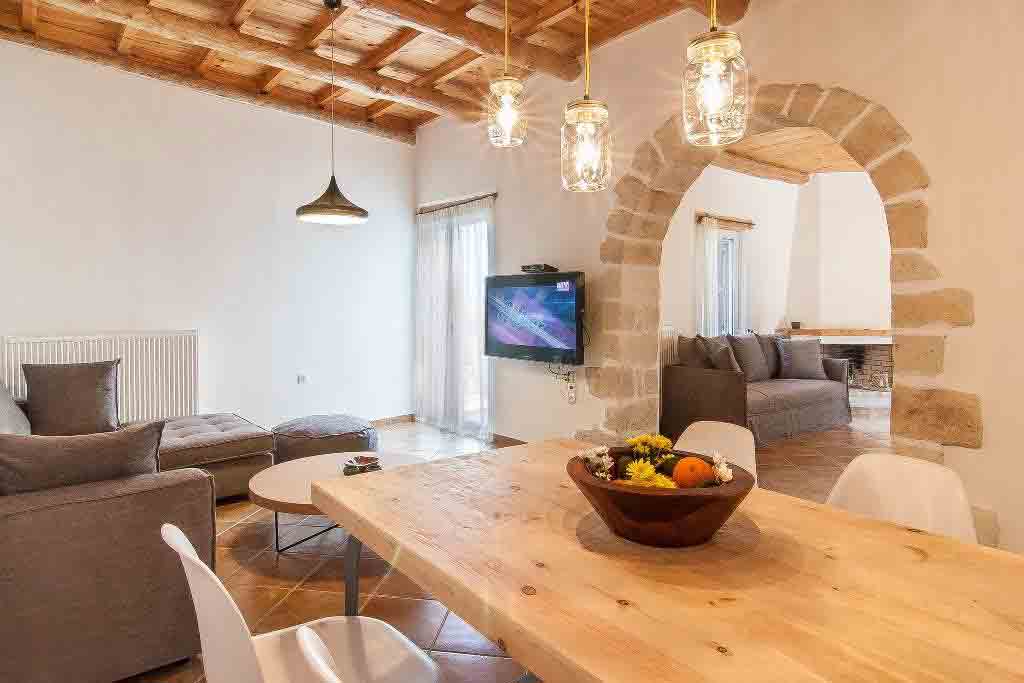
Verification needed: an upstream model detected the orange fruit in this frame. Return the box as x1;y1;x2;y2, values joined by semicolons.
672;456;715;488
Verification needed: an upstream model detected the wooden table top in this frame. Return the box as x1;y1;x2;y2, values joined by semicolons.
311;439;1024;682
248;450;425;515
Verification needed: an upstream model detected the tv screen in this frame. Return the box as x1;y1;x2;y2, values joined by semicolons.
485;271;585;365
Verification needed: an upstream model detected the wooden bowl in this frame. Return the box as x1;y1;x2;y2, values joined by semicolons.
567;452;755;547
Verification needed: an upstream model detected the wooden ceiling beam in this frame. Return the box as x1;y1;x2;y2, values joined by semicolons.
0;25;415;144
712;152;809;185
366;0;577;120
589;0;750;51
315;26;420;104
227;0;262;27
20;0;38;32
43;0;481;120
114;24;135;54
342;0;580;81
259;5;361;94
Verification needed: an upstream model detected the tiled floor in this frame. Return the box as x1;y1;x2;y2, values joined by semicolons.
128;399;891;682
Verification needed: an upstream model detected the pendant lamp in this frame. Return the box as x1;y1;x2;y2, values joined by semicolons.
296;0;369;225
561;0;611;192
683;0;749;147
487;0;526;147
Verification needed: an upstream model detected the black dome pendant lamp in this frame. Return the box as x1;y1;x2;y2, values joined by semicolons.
296;0;369;225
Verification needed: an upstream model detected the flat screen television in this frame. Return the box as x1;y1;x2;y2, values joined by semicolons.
485;271;585;365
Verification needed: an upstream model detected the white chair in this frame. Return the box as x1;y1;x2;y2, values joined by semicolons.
825;452;977;543
674;421;757;485
161;524;439;683
297;627;343;683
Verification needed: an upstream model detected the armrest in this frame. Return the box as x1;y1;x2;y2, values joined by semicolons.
660;365;747;443
823;357;850;384
0;469;215;682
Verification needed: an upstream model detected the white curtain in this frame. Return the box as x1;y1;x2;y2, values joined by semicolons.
695;216;750;336
414;197;495;439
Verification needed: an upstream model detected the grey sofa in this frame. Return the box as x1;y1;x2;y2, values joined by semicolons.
0;409;215;681
661;334;851;444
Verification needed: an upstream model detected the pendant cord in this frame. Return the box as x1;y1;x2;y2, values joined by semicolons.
709;0;718;30
503;0;509;76
583;0;590;98
330;12;336;177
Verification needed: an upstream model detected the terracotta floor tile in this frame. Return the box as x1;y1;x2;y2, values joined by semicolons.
215;520;277;551
118;657;204;682
430;652;526;683
226;550;324;590
224;584;290;627
215;497;258;523
433;611;507;657
302;556;432;598
360;596;448;648
253;588;345;635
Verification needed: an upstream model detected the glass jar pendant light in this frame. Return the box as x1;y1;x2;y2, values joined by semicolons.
683;0;749;147
487;0;526;147
297;0;369;225
561;0;611;192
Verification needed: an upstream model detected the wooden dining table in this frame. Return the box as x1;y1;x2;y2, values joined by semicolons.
311;438;1024;682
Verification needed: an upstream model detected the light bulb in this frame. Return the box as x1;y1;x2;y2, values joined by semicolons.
488;77;526;148
697;59;732;114
561;99;611;192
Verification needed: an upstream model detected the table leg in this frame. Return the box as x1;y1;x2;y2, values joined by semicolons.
516;674;541;683
344;535;362;617
273;511;338;553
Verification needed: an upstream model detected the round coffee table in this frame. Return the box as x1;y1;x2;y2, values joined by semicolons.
249;450;424;551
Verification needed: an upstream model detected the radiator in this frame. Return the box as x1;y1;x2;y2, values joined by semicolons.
1;331;198;423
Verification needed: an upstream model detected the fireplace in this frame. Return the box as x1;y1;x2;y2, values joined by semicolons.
822;343;893;391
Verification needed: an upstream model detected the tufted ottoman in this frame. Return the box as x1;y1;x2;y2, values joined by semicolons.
160;413;274;498
272;414;378;465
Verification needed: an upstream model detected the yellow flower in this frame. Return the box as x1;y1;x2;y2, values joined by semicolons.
651;473;677;488
652;435;672;451
625;459;656;483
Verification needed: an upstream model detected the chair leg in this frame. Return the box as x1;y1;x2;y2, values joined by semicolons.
344;535;362;616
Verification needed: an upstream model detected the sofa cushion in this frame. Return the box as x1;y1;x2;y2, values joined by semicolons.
0;384;30;436
23;360;120;435
159;413;272;470
755;333;782;378
728;334;771;382
696;335;741;372
677;336;713;368
747;380;846;416
774;338;828;380
0;420;163;495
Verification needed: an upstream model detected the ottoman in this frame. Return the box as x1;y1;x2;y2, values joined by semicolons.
160;413;274;499
272;414;378;464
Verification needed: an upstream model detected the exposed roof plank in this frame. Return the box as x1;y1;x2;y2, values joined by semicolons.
341;0;580;81
44;0;482;120
367;0;577;119
20;0;37;32
712;151;810;185
0;24;415;143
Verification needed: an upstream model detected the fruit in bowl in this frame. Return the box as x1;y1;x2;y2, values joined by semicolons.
569;436;754;547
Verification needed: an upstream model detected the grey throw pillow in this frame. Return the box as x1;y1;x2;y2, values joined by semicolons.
774;338;828;380
696;335;741;372
0;384;30;436
677;336;713;368
755;333;782;378
728;335;771;382
0;420;164;495
23;360;120;436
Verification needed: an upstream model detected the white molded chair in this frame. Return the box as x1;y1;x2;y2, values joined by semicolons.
161;524;439;683
825;452;977;543
674;421;757;485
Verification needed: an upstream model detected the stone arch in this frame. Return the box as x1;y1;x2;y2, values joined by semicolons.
581;82;982;460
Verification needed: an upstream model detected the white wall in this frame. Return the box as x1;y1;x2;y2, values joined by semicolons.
660;166;801;334
0;41;416;429
416;0;1024;549
815;173;891;329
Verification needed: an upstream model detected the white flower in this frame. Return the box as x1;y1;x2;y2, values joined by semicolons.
714;461;733;483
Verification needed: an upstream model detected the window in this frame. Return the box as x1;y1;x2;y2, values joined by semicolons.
695;215;748;336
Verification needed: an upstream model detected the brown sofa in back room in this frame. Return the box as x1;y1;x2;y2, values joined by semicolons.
661;334;851;444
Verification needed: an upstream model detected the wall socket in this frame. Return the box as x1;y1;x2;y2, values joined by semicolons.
296;373;308;385
566;370;577;405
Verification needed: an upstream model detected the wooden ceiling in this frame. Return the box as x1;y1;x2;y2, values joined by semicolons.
714;126;864;184
0;0;750;143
